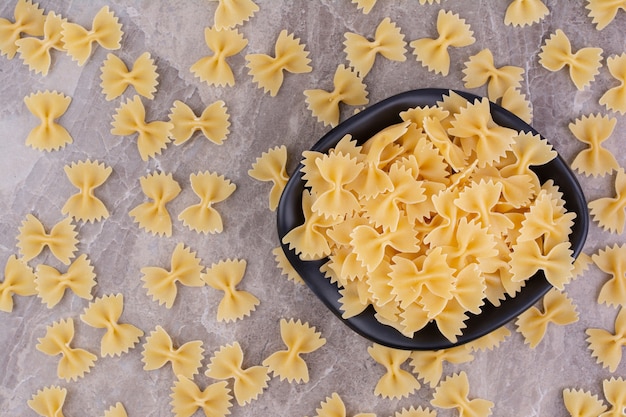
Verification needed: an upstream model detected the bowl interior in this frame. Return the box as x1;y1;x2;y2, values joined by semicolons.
276;88;588;350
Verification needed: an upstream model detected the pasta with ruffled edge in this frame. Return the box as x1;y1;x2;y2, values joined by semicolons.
27;385;67;417
409;345;474;388
562;388;607;417
272;247;304;285
599;53;626;115
392;406;437;417
190;27;248;87
367;343;420;399
35;254;96;308
351;0;377;14
248;145;289;211
141;325;204;378
17;214;78;265
504;0;549;27
586;307;626;372
168;100;230;145
588;168;626;234
462;48;525;101
24;90;72;152
568;113;618;177
202;259;259;322
309;392;375;417
170;375;232;417
0;255;36;312
210;0;259;29
62;159;112;223
600;377;626;417
100;52;158;100
103;403;128;417
16;11;66;75
129;171;181;237
593;244;626;308
431;371;494;417
586;0;626;30
0;0;45;59
498;86;533;124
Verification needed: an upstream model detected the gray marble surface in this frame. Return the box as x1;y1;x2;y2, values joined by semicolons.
1;1;625;416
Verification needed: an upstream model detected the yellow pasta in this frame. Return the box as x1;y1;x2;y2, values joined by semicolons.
178;171;236;234
304;64;369;127
246;30;312;97
538;29;603;90
367;343;420;399
586;307;626;372
110;95;173;161
129;172;181;237
80;293;144;357
351;0;377;14
205;342;269;406
27;385;67;417
103;403;128;417
190;27;248;87
499;86;533;124
586;0;626;30
569;113;618;177
272;247;304;285
61;5;123;66
62;159;112;223
0;255;36;313
15;11;66;75
141;243;204;309
24;90;72;151
17;214;78;265
35;254;96;308
262;318;326;383
562;388;607;417
248;145;289;211
0;0;45;59
504;0;549;27
410;9;475;76
100;52;159;100
599;53;626;115
466;326;511;352
593;244;626;308
409;345;474;388
310;152;363;219
462;48;525;101
343;17;406;78
168;100;230;145
36;317;98;381
170;376;232;417
210;0;259;29
601;377;626;417
431;371;494;417
142;325;204;378
588;168;626;234
311;392;375;417
202;259;259;322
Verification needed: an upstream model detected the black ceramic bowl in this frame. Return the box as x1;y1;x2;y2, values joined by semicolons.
276;88;588;350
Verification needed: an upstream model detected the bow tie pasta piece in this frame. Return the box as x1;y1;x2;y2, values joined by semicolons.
24;90;72;151
61;6;122;66
410;9;475;76
310;152;363;219
499;131;556;183
205;342;269;406
210;0;258;29
586;0;626;30
601;377;626;417
593;244;626;308
367;343;420;399
498;86;533;123
562;388;608;417
0;0;45;59
170;376;232;417
586;307;626;372
111;95;173;161
343;17;406;78
35;254;96;308
141;243;204;309
36;317;97;381
191;27;248;87
393;407;437;417
246;30;312;97
510;239;574;291
462;49;525;101
169;100;230;146
272;247;304;285
304;64;369;127
422;116;467;171
504;0;549;27
599;53;626;115
248;146;289;211
538;29;603;91
80;293;144;357
569;113;618;177
589;168;626;234
202;259;259;322
454;180;515;236
409;345;474;388
100;52;158;101
17;214;78;265
178;171;236;234
27;385;67;417
142;325;204;378
129;172;181;237
15;11;66;75
262;318;326;383
431;371;494;417
465;325;511;352
0;255;36;312
351;0;377;14
103;403;128;417
311;392;376;417
62;160;112;223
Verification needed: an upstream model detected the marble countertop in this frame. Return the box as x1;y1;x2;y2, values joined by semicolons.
2;1;626;416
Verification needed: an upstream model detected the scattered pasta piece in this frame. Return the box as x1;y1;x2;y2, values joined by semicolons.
35;254;96;308
466;326;511;352
410;9;475;76
210;0;259;29
351;0;377;14
588;168;626;234
462;48;524;101
262;318;326;383
248;145;289;211
562;388;607;417
599;53;626;115
36;317;97;381
0;255;36;312
129;172;181;237
538;29;603;91
431;371;493;417
141;243;204;309
368;343;420;399
168;100;230;145
111;95;173;161
498;86;532;124
62;159;112;223
572;252;593;280
586;307;626;372
170;376;232;417
100;52;158;100
178;171;236;234
272;247;304;285
61;6;123;66
515;288;578;348
142;325;204;378
311;392;375;417
246;30;312;96
205;342;269;405
304;64;369;127
24;90;72;151
80;293;144;357
593;244;626;307
504;0;549;27
15;11;66;75
601;377;626;417
409;345;474;388
585;0;626;30
190;27;248;87
393;406;437;417
569;113;618;177
202;259;259;322
343;17;406;78
27;385;67;417
102;403;128;417
17;214;78;265
0;0;45;59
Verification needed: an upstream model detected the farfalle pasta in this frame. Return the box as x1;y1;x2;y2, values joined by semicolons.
586;307;626;372
210;0;259;29
248;146;289;211
168;100;230;146
410;9;475;76
599;53;626;115
393;407;437;417
343;17;406;78
0;255;36;312
103;403;128;417
36;317;97;381
563;388;607;417
202;259;259;322
190;27;248;87
462;48;525;101
141;243;204;309
100;52;159;100
142;325;204;378
246;30;312;96
588;168;626;234
310;392;375;417
586;0;626;30
62;159;112;223
593;244;626;308
35;254;96;308
568;113;618;177
431;371;493;417
61;5;123;66
24;90;72;151
272;247;304;285
17;214;78;265
27;385;67;417
600;377;626;417
0;0;45;59
15;11;65;75
499;86;533;124
170;376;232;417
466;326;511;352
351;0;377;14
367;343;420;399
129;171;181;237
409;345;474;388
504;0;549;27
